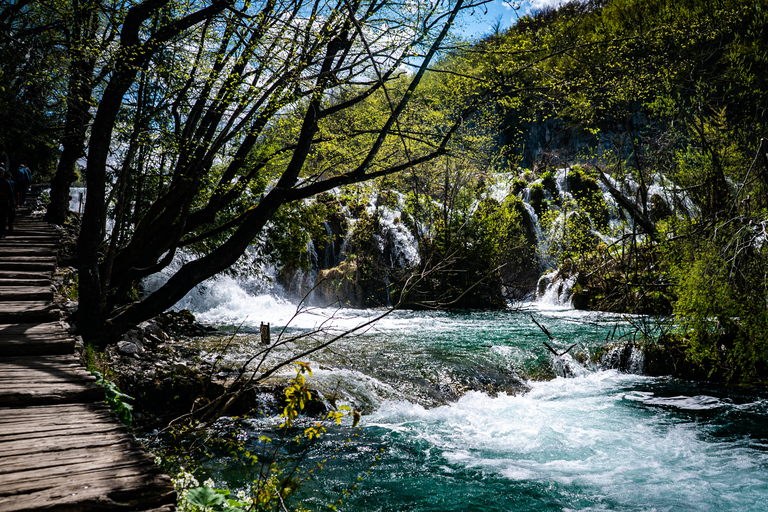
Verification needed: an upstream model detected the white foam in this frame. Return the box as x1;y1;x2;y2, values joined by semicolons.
365;371;768;510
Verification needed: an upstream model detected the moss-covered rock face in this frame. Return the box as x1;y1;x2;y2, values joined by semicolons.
649;193;672;222
313;194;349;271
512;178;528;196
595;332;767;384
540;171;560;202
556;241;674;315
567;168;609;230
313;259;362;307
528;182;548;216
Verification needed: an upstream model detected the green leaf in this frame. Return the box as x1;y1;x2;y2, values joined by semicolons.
186;486;226;508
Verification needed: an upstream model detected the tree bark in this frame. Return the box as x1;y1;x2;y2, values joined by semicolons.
76;0;232;345
45;52;95;225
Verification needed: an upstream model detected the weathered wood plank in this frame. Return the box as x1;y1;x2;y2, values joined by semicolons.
0;361;94;373
0;470;175;512
0;246;58;253
0;214;177;512
0;256;57;263
0;402;110;418
0;455;158;487
0;431;136;458
0;286;54;301
0;278;51;286
0;271;54;281
0;384;104;406
0;408;114;426
0;262;56;271
0;424;129;444
0;302;60;323
0;404;123;430
0;323;72;337
0;339;75;357
0;354;90;368
0;372;96;383
0;444;149;474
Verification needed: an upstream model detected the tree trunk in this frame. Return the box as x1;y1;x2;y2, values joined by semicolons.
44;5;97;225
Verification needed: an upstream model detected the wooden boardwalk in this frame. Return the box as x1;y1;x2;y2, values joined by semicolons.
0;210;176;511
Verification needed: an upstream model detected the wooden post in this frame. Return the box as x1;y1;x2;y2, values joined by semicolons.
260;322;270;345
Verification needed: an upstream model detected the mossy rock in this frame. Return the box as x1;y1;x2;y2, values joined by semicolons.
529;183;547;216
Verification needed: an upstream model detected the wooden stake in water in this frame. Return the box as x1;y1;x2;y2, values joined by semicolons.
260;322;270;345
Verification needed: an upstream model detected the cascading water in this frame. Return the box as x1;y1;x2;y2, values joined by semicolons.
135;176;768;511
184;303;768;512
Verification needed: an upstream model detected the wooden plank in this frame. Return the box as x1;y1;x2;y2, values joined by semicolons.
0;385;104;407
0;332;73;343
0;371;95;383
0;300;55;310
0;366;97;380
0;354;84;367
0;339;75;357
0;244;59;252
0;271;53;280
0;431;136;458
2;457;163;485
0;408;114;426
0;262;55;271
0;372;97;384
0;302;60;323
0;279;51;286
0;459;165;494
0;322;71;336
0;354;89;368
0;471;175;512
0;402;110;418
0;249;57;257
0;256;57;263
0;421;127;440
0;362;85;373
0;287;54;301
0;443;144;474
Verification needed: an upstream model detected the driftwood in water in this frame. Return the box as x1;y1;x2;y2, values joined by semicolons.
543;341;577;358
531;314;577;357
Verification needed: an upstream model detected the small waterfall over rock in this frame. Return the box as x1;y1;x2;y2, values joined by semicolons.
549;352;591;378
598;342;646;374
535;272;577;306
375;205;421;269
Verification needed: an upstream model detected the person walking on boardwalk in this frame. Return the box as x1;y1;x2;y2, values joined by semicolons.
13;161;31;205
0;169;15;239
6;169;18;234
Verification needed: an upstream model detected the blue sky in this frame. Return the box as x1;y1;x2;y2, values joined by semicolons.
456;0;569;40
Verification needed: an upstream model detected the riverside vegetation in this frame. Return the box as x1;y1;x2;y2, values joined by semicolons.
4;0;768;509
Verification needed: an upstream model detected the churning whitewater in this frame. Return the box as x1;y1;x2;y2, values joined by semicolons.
159;269;768;512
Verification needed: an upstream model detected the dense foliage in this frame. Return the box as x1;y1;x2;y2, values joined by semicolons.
2;0;767;382
479;0;768;381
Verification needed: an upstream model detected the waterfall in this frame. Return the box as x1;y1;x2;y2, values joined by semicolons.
599;342;646;374
322;221;336;269
535;273;577;307
368;196;421;269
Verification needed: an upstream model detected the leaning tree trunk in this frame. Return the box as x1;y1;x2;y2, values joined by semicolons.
45;87;92;224
44;9;97;225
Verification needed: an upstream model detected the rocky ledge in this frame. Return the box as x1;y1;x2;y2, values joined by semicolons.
82;310;327;429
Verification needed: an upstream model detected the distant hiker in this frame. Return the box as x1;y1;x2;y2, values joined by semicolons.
0;170;16;239
6;171;17;234
12;161;31;205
